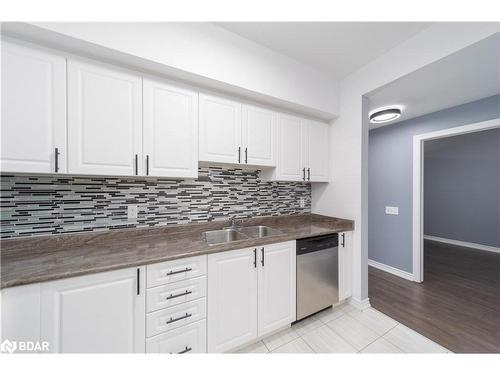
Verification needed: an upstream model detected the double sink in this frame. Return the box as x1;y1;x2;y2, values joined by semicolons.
202;225;282;246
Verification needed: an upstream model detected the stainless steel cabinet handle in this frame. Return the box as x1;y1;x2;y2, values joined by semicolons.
146;155;150;176
54;148;60;173
165;267;192;276
166;312;192;324
166;290;192;300
302;168;306;181
341;233;345;247
245;147;248;163
238;146;241;163
253;248;257;268
307;168;311;181
261;247;265;267
135;154;138;175
177;346;192;354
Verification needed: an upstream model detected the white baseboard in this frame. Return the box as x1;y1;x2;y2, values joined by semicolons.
349;297;371;311
368;259;414;281
424;235;500;254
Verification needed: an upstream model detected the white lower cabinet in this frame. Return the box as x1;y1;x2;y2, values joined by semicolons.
207;247;258;353
1;283;41;345
145;255;208;353
258;242;296;336
40;266;146;353
146;319;206;354
338;231;353;301
207;241;296;353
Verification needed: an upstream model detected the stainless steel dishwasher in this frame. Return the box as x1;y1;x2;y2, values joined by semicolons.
296;233;339;320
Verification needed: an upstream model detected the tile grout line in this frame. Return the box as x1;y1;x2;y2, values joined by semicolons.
380;324;408;353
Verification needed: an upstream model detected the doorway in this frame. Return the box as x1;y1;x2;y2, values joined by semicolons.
411;118;500;282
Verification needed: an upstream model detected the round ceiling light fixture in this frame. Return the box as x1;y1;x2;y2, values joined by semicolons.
369;106;402;124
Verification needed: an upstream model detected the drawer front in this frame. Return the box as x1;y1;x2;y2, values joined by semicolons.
147;255;207;288
147;276;206;312
146;319;207;354
147;297;206;337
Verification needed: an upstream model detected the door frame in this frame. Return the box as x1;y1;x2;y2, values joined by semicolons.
412;118;500;282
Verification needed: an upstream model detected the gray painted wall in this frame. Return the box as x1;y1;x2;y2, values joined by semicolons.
368;95;500;273
424;129;500;247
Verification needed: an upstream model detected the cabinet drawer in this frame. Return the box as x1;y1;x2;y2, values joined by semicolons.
147;298;206;337
146;319;206;354
147;276;206;312
147;255;207;288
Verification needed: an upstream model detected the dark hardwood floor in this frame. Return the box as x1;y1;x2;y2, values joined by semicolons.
369;240;500;353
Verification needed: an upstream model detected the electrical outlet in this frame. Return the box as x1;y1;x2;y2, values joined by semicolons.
127;205;138;220
385;206;399;215
299;198;305;208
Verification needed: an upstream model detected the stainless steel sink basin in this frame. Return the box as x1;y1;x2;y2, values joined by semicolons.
237;225;282;238
202;225;282;245
202;228;249;245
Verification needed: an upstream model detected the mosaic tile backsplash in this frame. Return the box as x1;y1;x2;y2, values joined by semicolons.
0;167;311;238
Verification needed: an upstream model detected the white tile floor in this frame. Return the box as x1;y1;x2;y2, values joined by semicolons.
236;304;451;354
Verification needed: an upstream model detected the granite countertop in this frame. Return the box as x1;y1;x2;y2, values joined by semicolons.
0;213;354;289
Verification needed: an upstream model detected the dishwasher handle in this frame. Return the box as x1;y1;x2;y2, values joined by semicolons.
296;233;339;255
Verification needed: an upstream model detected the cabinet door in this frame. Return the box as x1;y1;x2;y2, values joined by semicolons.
241;104;275;166
143;78;198;178
67;59;142;176
338;232;352;301
1;42;66;173
207;247;257;353
41;267;145;353
258;241;296;336
199;93;241;164
307;120;330;182
276;113;304;181
1;284;41;346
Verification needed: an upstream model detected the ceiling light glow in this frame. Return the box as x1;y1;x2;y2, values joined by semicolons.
369;107;402;124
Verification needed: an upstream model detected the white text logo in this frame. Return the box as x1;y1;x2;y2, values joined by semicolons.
0;339;50;353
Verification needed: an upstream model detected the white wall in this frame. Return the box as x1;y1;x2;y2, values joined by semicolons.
312;22;500;304
1;22;339;119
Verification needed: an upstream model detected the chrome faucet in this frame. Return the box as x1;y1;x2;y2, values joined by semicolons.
224;215;240;229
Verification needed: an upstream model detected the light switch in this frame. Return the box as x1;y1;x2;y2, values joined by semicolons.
385;206;399;215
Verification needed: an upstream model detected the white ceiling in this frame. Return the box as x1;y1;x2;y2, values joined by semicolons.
367;32;500;129
215;22;432;79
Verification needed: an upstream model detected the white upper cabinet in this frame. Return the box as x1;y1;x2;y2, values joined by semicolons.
2;41;329;182
41;266;145;353
207;247;258;353
199;93;242;164
143;78;198;178
1;42;67;174
262;114;329;182
241;104;276;166
257;241;296;336
199;94;277;168
305;120;330;182
67;59;142;176
275;113;304;181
